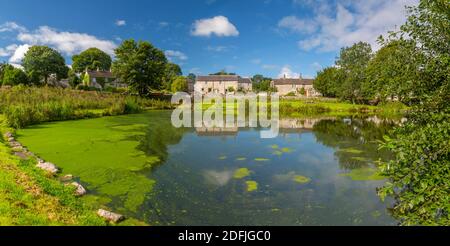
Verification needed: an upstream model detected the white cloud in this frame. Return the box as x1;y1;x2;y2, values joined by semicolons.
158;22;169;28
9;44;31;63
17;26;117;55
206;45;228;52
278;16;317;34
115;20;126;26
262;64;278;70
0;22;26;32
165;50;188;61
285;0;419;51
278;65;300;78
191;16;239;37
0;44;18;57
311;62;322;71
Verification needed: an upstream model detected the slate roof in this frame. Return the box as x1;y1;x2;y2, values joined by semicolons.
272;78;314;85
86;70;115;79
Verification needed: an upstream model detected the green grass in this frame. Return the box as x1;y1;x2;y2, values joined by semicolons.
0;86;173;128
0;120;106;225
199;97;407;118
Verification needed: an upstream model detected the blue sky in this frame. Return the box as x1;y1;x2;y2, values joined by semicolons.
0;0;418;78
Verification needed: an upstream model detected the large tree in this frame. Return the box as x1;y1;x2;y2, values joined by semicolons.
71;47;112;73
112;39;168;96
364;38;423;103
377;0;450;225
335;42;372;103
22;46;68;84
313;67;342;97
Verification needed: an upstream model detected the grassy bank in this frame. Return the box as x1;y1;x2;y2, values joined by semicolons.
0;116;105;225
201;97;407;118
0;86;173;128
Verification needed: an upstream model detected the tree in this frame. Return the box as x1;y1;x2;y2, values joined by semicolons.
112;39;168;96
72;48;112;73
2;66;28;86
68;69;81;88
0;62;11;83
170;76;188;93
377;0;450;225
22;46;68;84
252;74;272;92
163;63;182;90
187;73;196;82
313;67;342;97
335;42;372;103
210;70;236;75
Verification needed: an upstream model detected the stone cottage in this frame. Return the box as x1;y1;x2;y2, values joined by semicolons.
270;76;320;97
194;75;252;95
82;70;127;89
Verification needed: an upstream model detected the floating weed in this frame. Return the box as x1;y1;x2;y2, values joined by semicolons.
292;175;311;184
272;150;283;156
245;180;258;192
271;208;280;212
254;158;270;162
233;168;251;179
281;147;293;153
338;147;363;154
339;167;385;181
235;157;247;161
218;155;227;160
270;144;279;149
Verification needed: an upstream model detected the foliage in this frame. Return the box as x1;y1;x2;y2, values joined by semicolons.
210;70;236;75
170;76;188;93
0;86;173;128
252;74;272;92
1;65;28;86
67;69;81;88
22;46;68;84
112;39;168;96
71;48;112;73
163;63;182;91
336;42;372;103
376;0;450;225
313;67;342;97
364;39;421;104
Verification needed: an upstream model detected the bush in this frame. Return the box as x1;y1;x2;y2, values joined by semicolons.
0;86;172;128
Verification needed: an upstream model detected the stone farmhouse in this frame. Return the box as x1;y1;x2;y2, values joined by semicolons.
194;75;252;95
82;70;127;89
270;76;320;97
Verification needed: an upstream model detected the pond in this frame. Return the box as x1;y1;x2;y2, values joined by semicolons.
17;111;399;225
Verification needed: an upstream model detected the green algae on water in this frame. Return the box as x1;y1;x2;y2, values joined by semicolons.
292;175;311;184
281;147;293;153
339;167;385;181
218;155;227;160
338;147;363;154
254;158;270;162
235;157;247;161
272;150;283;156
245;180;258;192
270;144;279;149
233;168;251;179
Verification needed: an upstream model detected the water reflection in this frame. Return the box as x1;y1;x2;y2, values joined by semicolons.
18;112;400;225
